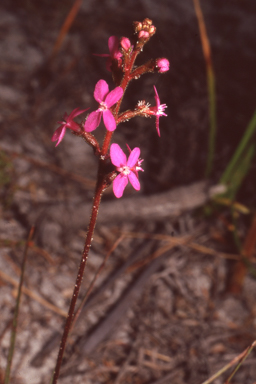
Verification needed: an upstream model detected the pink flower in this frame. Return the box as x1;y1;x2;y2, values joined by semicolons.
156;58;169;73
94;36;123;71
148;86;167;136
84;80;123;132
51;108;89;146
110;143;143;198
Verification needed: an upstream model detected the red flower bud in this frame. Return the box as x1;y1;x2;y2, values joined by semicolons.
120;37;131;51
156;58;170;73
138;30;149;39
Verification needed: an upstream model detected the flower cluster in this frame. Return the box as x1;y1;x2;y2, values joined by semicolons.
51;20;171;384
52;19;169;198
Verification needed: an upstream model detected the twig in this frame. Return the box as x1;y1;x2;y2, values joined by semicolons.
113;341;138;384
0;269;67;318
121;231;240;263
0;146;95;188
79;250;170;355
70;234;125;332
224;340;256;384
200;340;256;384
71;182;225;225
30;241;153;367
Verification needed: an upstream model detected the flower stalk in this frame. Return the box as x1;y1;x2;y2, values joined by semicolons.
51;18;169;383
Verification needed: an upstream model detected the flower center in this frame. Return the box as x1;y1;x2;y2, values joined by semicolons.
156;104;167;116
99;102;108;111
117;165;130;175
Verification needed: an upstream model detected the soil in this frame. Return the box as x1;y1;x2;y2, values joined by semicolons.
0;0;256;383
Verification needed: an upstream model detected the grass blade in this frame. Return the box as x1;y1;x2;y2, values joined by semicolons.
224;340;256;383
50;0;82;61
201;340;256;384
220;109;256;185
4;226;34;384
227;142;255;200
193;0;217;177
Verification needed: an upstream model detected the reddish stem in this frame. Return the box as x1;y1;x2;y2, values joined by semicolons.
51;180;104;384
116;109;148;125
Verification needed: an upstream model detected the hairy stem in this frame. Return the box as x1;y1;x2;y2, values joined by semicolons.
51;180;104;384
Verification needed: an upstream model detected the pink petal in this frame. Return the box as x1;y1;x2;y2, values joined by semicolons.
103;109;116;131
108;36;119;56
128;171;140;191
110;143;127;167
153;85;160;108
51;126;66;146
84;111;102;132
68;108;81;119
105;86;123;108
94;80;109;103
69;107;89;119
127;147;140;168
113;174;128;198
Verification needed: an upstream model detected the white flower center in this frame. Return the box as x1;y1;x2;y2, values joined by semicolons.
117;165;130;175
156;104;167;116
99;102;108;111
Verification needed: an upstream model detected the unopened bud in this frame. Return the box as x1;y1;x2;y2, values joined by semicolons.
143;18;152;26
149;25;156;35
133;21;142;32
120;37;131;51
156;58;170;73
138;30;149;39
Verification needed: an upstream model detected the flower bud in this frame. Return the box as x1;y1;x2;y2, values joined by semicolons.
138;30;149;39
143;18;152;27
156;58;170;73
133;21;142;32
120;37;131;51
149;25;156;35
